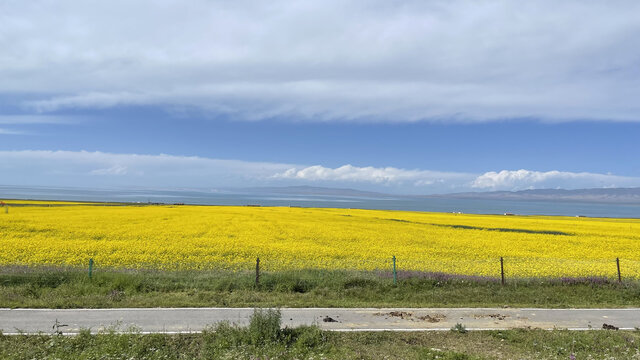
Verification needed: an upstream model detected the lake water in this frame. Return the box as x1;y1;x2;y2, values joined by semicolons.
2;185;639;218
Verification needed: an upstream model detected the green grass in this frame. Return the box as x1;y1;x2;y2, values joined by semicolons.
3;325;640;359
2;267;640;308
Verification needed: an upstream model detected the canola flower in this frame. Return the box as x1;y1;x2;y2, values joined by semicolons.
1;202;639;278
0;199;112;205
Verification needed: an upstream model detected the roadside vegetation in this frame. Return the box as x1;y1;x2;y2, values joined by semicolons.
2;309;640;359
3;267;640;308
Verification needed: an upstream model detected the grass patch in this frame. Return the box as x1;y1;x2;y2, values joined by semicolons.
381;217;572;235
429;223;572;236
2;325;640;359
0;308;332;359
2;267;640;308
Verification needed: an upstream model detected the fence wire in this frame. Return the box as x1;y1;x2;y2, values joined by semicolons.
57;256;640;281
6;256;640;281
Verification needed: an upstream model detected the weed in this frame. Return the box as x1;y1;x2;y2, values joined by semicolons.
451;323;468;334
3;268;640;308
248;308;281;345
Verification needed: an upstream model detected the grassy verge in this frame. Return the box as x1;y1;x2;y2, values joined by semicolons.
2;267;640;308
2;309;640;359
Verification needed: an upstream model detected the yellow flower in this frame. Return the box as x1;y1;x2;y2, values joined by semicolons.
1;201;638;278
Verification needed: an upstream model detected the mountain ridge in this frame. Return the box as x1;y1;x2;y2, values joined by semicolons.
236;185;640;203
425;187;640;203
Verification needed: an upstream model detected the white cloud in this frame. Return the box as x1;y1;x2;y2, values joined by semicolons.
90;165;128;176
1;150;639;193
0;115;78;135
0;151;473;192
0;150;295;188
471;169;640;190
2;1;639;122
275;164;471;186
0;115;76;125
0;128;24;135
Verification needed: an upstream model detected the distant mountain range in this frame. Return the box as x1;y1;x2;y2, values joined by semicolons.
431;187;640;203
4;184;640;205
236;185;640;204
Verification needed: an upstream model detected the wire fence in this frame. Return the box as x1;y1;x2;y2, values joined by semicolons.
40;255;640;284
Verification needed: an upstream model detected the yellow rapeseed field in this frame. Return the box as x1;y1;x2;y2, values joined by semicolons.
0;199;109;205
1;202;639;278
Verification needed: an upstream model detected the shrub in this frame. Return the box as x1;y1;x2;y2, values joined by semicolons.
451;323;468;334
248;308;281;345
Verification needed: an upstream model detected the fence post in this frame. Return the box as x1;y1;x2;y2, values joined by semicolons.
500;257;505;285
392;255;397;285
616;257;622;283
4;205;8;214
88;258;94;279
255;257;260;286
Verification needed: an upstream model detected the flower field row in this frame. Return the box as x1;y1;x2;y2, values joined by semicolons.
1;203;640;278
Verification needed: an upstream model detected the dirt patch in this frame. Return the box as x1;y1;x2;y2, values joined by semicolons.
375;311;446;322
473;313;508;321
388;311;413;319
417;314;446;323
107;289;125;302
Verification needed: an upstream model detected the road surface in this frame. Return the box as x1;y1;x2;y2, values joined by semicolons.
2;308;639;335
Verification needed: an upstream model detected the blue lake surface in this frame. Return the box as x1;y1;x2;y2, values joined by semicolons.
2;185;639;218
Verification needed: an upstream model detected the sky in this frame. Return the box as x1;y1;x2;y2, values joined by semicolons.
1;0;639;194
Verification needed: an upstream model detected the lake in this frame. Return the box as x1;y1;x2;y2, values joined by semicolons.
2;185;639;218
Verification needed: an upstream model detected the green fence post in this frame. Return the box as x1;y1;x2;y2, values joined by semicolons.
392;255;397;285
89;258;94;279
500;257;505;285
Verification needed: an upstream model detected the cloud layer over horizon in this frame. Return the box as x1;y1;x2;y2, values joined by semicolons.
1;150;638;194
2;0;640;122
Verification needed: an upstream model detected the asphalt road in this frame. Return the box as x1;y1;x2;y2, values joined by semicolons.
2;308;639;335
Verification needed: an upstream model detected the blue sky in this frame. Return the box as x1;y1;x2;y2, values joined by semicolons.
1;1;639;194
